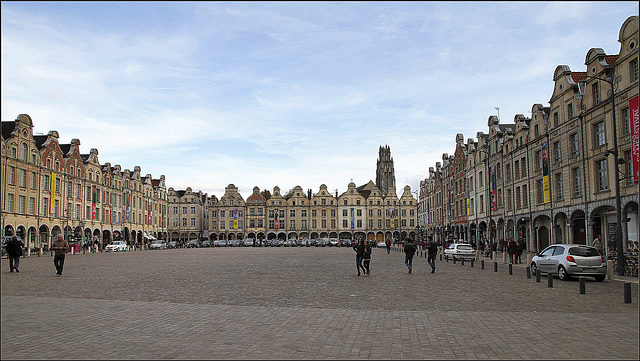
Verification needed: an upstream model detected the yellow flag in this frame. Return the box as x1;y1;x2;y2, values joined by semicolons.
50;173;56;213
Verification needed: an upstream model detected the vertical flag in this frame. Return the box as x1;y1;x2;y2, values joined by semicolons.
92;185;97;219
50;173;56;213
542;143;550;203
630;96;639;182
466;182;471;216
125;193;130;221
148;199;152;225
234;209;238;229
390;208;395;228
491;166;497;211
350;208;354;229
274;209;279;229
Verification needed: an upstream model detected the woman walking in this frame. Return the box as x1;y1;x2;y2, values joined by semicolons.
353;237;366;276
363;240;372;276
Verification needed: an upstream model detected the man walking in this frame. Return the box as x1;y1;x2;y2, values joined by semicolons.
6;235;23;273
593;235;603;255
52;234;69;276
353;237;366;276
426;237;438;273
404;238;416;273
385;238;391;254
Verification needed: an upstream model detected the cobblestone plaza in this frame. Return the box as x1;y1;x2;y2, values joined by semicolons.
1;247;638;360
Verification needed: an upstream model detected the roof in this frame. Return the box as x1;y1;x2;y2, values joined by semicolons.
571;72;586;83
604;55;618;66
1;121;16;140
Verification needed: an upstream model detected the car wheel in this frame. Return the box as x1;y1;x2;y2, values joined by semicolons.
558;266;569;281
530;262;538;276
594;275;606;282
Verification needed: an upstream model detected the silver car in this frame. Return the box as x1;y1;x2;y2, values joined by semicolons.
530;244;606;281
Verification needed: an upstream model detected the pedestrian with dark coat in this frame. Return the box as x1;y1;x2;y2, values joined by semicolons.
385;238;391;254
353;237;366;276
6;235;23;273
404;238;416;273
508;238;518;264
516;239;524;264
426;237;438;273
363;240;372;276
52;234;69;276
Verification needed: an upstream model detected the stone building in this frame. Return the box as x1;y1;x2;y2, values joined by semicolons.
419;15;638;255
1;114;168;249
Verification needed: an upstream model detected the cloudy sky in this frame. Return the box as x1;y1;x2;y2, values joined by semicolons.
2;2;637;199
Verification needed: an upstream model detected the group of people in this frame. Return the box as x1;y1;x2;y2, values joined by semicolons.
5;234;70;276
352;236;439;276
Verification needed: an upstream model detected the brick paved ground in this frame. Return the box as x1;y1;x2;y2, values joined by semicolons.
1;246;638;360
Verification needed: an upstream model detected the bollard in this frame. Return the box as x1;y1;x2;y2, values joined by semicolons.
624;283;632;303
536;269;541;282
481;260;484;269
453;257;456;264
470;259;474;268
509;263;513;275
461;259;464;266
526;266;531;279
493;262;498;272
440;254;442;261
579;277;586;294
548;273;554;287
446;256;449;263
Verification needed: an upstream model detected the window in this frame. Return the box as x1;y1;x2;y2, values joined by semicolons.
514;160;520;179
30;197;35;215
630;57;638;82
596;159;608;191
553;111;559;127
7;166;14;185
191;218;196;227
567;103;574;119
592;82;600;105
516;187;521;209
537;180;544;204
622;108;631;135
191;206;196;214
7;194;14;212
20;143;28;161
625;150;634;185
553;141;561;163
290;210;295;217
570;134;579;155
555;173;563;200
572;168;582;196
19;169;26;187
182;218;187;227
594;122;605;147
522;185;528;207
18;195;25;214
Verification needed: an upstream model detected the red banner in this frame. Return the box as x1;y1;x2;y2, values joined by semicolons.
274;209;279;229
148;199;152;225
630;96;639;183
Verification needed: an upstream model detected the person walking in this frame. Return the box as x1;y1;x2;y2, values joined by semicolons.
593;235;603;255
6;235;23;273
353;237;366;276
363;240;372;276
426;237;437;273
52;234;69;276
508;238;518;264
516;239;524;264
404;238;416;273
385;238;391;254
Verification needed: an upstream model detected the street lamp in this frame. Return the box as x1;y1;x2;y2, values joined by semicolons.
578;67;625;276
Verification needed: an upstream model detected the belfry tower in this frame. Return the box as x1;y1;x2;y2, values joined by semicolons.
376;145;396;197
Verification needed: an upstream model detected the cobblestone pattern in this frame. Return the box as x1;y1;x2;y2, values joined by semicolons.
2;247;638;359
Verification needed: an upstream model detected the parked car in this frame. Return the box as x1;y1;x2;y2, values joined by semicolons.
243;238;254;247
187;239;201;248
284;239;297;247
299;238;312;247
271;239;283;247
215;240;227;247
149;240;166;250
105;240;127;252
327;238;339;247
167;241;179;249
376;241;386;248
228;239;241;247
444;243;475;261
201;240;211;247
531;244;606;281
314;238;327;247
